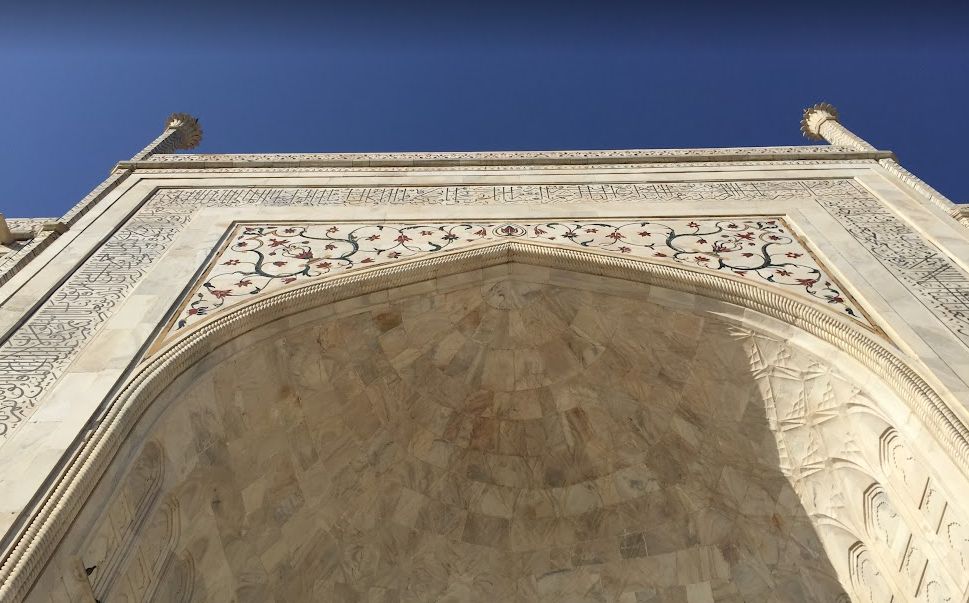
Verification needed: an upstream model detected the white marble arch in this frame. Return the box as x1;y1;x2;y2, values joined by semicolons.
5;242;969;602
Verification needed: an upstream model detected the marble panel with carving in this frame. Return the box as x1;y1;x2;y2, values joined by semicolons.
0;179;876;442
170;218;865;335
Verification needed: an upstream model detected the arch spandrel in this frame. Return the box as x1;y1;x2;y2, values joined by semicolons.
158;218;873;347
6;246;969;603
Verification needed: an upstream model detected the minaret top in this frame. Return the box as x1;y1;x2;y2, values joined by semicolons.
165;113;203;150
800;102;839;141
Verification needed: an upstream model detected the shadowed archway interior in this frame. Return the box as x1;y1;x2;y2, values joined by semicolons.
66;265;859;603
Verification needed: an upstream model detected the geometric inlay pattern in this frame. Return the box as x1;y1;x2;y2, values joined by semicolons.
172;218;867;334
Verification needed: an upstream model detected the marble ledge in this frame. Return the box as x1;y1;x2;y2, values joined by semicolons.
116;146;895;171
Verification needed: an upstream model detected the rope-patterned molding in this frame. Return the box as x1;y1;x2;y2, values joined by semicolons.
0;242;966;602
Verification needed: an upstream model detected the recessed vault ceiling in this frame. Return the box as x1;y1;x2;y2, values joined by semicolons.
78;275;853;602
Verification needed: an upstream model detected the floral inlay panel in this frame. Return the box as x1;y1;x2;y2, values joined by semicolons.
0;179;874;442
171;218;867;335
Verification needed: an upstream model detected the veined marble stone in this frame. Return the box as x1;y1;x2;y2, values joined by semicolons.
1;107;969;603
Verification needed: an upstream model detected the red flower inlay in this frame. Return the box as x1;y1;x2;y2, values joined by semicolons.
211;289;232;299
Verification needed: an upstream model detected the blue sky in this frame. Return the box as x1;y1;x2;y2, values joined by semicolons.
1;1;966;217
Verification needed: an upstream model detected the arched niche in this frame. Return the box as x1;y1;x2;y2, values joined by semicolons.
6;242;969;602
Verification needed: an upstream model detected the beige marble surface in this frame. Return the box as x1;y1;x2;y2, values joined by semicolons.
2;154;969;602
37;276;854;602
14;259;969;602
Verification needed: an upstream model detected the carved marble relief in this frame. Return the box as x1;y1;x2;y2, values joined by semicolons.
81;442;163;598
815;192;969;344
170;218;865;335
849;543;895;603
76;442;192;603
746;330;969;602
1;176;967;448
0;178;874;442
880;428;969;597
140;145;865;163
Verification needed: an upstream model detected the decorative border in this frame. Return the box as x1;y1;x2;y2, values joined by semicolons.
0;179;871;442
815;192;969;343
169;218;867;336
129;158;881;174
133;145;886;166
1;242;966;603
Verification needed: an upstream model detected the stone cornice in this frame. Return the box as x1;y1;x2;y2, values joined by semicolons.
116;145;893;170
951;205;969;228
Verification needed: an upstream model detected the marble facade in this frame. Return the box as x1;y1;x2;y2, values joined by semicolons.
1;105;968;602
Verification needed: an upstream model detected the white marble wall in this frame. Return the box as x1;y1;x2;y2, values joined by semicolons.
23;267;969;601
2;156;969;602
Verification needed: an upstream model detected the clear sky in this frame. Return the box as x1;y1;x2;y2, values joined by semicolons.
1;0;967;218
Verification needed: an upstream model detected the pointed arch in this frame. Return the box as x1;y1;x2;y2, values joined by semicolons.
3;240;969;602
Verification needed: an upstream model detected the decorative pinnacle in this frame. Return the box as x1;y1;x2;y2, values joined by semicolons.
165;113;203;150
800;102;839;141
